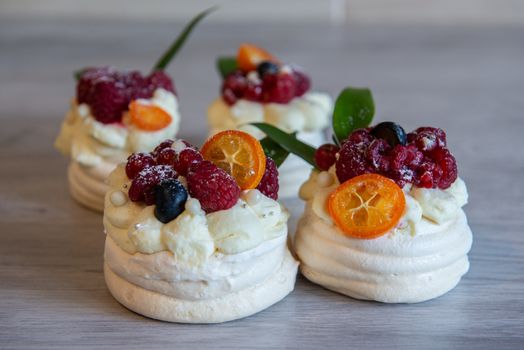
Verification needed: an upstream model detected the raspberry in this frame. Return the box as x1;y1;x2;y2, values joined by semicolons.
264;73;296;104
429;147;457;189
244;81;263;102
77;67;115;104
186;160;240;213
147;70;176;94
174;148;203;176
156;147;177;166
88;79;128;124
222;89;238;105
415;158;442;188
336;140;374;183
389;144;423;187
314;144;339;171
128;165;178;205
152;140;174;157
125;152;156;179
256;157;279;200
292;68;311;97
366;139;391;173
408;127;447;152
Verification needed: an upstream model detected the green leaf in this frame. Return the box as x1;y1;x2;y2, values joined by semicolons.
332;87;375;142
260;134;291;168
217;56;238;78
153;6;217;71
251;122;317;168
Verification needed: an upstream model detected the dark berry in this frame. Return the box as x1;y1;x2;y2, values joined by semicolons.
125;152;156;179
314;144;339;171
244;81;263;102
222;71;247;96
174;148;203;176
366;139;391;173
264;73;296;104
292;68;311;97
370;122;407;147
154;179;188;224
336;140;373;183
256;157;279;200
147;70;176;94
186;160;240;213
222;89;238;105
88;79;128;124
257;61;279;77
128;165;178;205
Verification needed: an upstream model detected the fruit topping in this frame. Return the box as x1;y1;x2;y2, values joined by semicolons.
125;152;156;179
154;179;188;223
128;165;178;205
76;67;176;124
237;44;277;72
314;144;339;171
292;67;311;97
263;72;296;104
257;61;279;78
174;148;204;176
129;100;172;131
201;130;266;190
186;160;240;213
370;121;407;147
328;173;406;239
336;126;457;189
256;157;279;200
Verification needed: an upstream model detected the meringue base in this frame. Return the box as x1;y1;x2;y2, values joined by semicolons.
68;162;108;212
104;249;298;323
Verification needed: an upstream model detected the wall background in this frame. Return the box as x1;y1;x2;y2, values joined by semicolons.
1;0;524;25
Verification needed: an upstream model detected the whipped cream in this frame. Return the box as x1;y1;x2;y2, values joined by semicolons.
295;169;472;303
103;162;298;323
207;92;333;138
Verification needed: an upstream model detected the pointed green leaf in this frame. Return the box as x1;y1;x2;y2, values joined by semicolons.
251;122;317;167
332;87;375;142
153;6;217;71
259;134;293;167
217;56;238;78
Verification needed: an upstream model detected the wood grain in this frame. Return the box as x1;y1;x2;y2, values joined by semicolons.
1;19;523;349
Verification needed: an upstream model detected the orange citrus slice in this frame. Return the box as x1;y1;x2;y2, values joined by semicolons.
201;130;266;190
327;174;406;239
129;100;172;131
237;43;278;72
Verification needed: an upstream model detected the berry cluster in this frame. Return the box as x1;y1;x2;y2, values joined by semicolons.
221;62;310;106
125;139;280;215
77;67;175;124
315;124;457;189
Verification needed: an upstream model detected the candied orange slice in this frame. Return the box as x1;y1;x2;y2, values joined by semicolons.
129;100;172;131
237;43;278;72
201;130;266;190
327;174;406;239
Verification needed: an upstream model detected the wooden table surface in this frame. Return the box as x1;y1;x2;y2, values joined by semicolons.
1;18;523;349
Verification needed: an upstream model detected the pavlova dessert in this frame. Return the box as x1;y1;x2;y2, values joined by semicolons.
55;9;213;212
254;87;473;303
103;131;298;323
208;44;333;197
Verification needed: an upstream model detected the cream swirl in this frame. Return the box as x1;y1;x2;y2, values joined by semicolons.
295;170;472;303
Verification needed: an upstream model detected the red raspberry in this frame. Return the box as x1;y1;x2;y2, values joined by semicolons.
125;152;156;179
244;81;263;102
292;68;311;97
264;73;296;104
156;147;177;166
186;160;240;213
152;140;174;157
314;144;339;171
389;144;423;187
77;67;116;104
429;147;457;189
366;139;391;173
88;79;128;124
256;157;279;200
222;89;238;105
336;140;373;183
128;165;178;205
147;70;176;94
174;148;203;176
221;71;247;105
408;127;447;152
415;158;442;188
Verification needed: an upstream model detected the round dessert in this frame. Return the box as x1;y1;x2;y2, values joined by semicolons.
256;88;473;303
54;9;213;212
103;133;298;323
208;44;333;198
